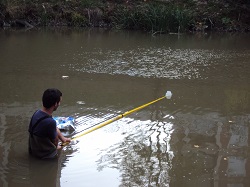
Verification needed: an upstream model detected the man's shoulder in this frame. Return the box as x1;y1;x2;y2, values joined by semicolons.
33;110;55;125
41;115;55;125
34;110;51;119
30;110;56;137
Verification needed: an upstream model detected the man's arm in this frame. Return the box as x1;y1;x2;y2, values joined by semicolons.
56;127;71;143
51;128;71;149
51;136;60;149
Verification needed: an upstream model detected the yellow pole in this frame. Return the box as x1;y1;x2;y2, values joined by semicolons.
62;95;166;146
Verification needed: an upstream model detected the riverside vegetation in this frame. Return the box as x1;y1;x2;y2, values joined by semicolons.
0;0;249;33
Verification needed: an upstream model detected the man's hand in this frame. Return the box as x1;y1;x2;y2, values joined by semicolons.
62;137;71;143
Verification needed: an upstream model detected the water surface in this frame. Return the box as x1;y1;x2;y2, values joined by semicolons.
0;29;250;187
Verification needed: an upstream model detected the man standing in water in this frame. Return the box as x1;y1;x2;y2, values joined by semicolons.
28;88;71;159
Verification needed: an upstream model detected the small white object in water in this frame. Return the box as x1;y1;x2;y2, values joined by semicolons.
62;75;69;79
165;91;172;99
76;101;85;105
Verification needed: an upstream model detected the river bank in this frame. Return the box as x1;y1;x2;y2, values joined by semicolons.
0;0;249;33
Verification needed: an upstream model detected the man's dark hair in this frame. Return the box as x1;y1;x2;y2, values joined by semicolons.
42;88;62;109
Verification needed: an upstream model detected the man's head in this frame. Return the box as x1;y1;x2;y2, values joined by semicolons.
42;88;62;110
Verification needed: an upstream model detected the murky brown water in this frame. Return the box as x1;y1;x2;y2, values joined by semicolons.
0;28;250;187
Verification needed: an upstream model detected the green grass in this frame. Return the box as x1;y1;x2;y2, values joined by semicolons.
111;2;192;33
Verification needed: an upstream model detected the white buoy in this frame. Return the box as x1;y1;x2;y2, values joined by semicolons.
165;91;172;99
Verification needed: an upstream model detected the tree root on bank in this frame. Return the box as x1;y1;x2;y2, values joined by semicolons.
15;20;34;28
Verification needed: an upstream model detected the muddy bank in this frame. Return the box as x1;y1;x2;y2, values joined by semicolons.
0;0;249;32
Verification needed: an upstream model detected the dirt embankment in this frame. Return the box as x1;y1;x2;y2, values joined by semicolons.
0;0;249;32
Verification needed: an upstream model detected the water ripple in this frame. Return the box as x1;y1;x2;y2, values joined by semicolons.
69;48;250;80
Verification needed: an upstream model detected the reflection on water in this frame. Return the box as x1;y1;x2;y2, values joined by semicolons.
91;111;250;186
96;114;175;187
70;48;250;80
0;114;9;187
0;29;250;187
